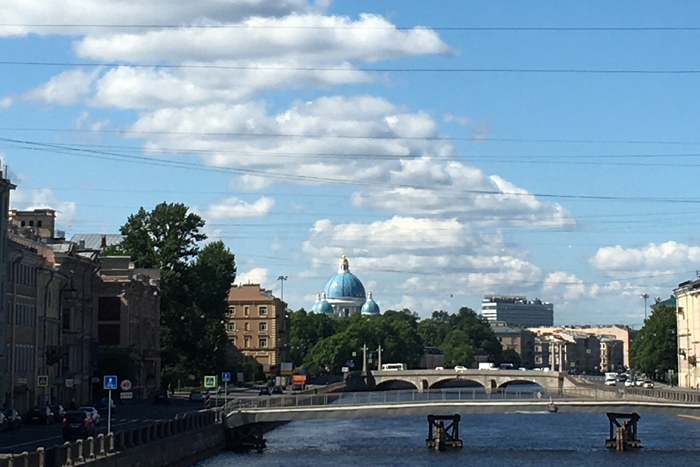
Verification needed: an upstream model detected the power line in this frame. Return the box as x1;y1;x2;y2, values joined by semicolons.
2;61;700;74
4;126;700;146
7;137;700;204
4;24;700;32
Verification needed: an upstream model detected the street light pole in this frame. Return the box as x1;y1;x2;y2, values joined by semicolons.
641;293;650;320
277;276;288;301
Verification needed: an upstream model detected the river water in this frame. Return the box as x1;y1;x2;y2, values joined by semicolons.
194;411;700;467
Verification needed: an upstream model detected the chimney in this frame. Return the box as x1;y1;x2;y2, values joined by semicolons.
101;235;107;249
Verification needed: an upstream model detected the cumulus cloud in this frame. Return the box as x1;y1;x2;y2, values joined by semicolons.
204;196;275;219
17;69;101;106
237;267;270;287
590;241;700;274
543;271;586;301
11;187;78;226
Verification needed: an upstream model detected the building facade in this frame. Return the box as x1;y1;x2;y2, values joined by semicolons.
481;296;553;327
0;171;14;408
675;278;700;388
9;209;56;241
530;325;635;367
226;284;290;373
491;323;536;369
96;256;161;399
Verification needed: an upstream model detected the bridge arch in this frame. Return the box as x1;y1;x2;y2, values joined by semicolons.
429;376;486;390
375;379;420;391
496;378;548;391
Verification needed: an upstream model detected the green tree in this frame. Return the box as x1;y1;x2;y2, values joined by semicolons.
289;309;337;367
441;330;474;367
97;348;137;383
501;348;522;368
630;305;677;381
418;310;452;346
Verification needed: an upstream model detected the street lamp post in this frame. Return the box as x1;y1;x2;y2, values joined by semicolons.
641;293;650;320
277;276;288;301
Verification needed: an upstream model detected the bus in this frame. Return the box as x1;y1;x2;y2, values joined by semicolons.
381;363;406;371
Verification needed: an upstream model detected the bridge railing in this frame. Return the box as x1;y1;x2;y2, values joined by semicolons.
223;385;696;414
225;388;565;412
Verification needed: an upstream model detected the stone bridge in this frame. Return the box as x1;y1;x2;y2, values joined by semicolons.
370;369;577;394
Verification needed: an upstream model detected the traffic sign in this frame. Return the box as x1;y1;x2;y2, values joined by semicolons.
120;392;133;400
103;375;118;390
37;375;49;387
65;379;74;388
222;372;231;382
204;375;217;388
17;378;27;385
120;379;132;391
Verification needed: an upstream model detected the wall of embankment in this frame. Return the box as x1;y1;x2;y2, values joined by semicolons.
0;410;225;467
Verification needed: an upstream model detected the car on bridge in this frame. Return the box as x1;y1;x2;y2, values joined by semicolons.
3;409;21;430
63;411;96;441
26;406;54;425
454;365;468;372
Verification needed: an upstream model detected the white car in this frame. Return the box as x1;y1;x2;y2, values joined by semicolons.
434;367;445;371
454;365;468;372
79;406;101;426
643;381;654;389
624;379;635;388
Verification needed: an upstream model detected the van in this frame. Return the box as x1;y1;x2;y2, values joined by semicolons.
381;363;406;371
604;372;617;386
478;362;496;370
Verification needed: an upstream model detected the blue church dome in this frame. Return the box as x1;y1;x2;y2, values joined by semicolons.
361;292;380;315
317;299;334;315
323;255;366;299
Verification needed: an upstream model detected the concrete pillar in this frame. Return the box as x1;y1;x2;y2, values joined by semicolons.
97;434;106;457
75;440;84;464
36;447;44;467
85;437;95;460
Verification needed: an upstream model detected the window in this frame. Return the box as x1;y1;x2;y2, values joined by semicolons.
259;338;268;348
227;323;235;331
244;322;250;331
226;307;235;316
232;336;237;345
28;220;34;227
244;337;251;348
244;306;250;316
37;220;43;228
259;322;267;331
20;221;25;227
259;306;268;316
98;297;121;321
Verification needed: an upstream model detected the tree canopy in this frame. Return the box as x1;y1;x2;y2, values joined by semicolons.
109;202;236;387
630;304;677;381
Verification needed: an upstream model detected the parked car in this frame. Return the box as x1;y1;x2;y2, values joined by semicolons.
189;390;204;402
258;387;271;396
78;406;101;426
98;398;116;414
49;405;66;424
454;365;468;372
26;406;54;425
4;409;21;430
434;367;445;371
63;411;96;441
634;378;645;387
0;412;7;432
624;379;635;387
271;385;284;395
153;390;170;405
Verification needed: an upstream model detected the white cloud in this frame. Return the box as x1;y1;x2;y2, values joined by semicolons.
237;267;270;287
75;14;450;63
11;187;78;226
590;241;700;274
205;196;275;219
543;271;586;301
19;69;100;105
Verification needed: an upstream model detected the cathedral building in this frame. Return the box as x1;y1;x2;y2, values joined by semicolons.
311;254;380;317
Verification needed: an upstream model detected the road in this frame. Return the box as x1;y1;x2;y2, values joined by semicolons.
0;399;218;454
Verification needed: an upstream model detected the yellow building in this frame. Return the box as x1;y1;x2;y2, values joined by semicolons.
674;279;700;388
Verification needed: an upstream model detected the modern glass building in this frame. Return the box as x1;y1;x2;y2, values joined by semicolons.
481;296;554;327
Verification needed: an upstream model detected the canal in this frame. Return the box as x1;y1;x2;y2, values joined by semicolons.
194;411;700;466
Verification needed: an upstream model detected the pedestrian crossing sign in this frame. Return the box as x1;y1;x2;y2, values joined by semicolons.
204;375;217;388
37;375;49;387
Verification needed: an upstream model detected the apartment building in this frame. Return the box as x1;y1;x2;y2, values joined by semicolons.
491;322;536;369
96;256;161;399
9;209;56;241
226;284;290;374
675;278;700;388
530;325;636;367
0;171;14;408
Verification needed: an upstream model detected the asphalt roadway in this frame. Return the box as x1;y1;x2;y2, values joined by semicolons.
0;398;224;454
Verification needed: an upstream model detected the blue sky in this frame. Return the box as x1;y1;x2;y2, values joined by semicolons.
2;0;700;326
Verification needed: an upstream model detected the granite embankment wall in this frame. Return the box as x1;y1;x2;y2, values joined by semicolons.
0;410;225;467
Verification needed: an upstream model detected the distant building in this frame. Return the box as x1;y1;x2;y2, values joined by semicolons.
600;337;625;373
96;256;161;399
530;328;624;374
674;278;700;388
481;296;553;327
530;325;635;367
9;209;56;241
491;322;535;369
226;284;290;374
310;254;380;317
70;234;124;251
0;171;14;407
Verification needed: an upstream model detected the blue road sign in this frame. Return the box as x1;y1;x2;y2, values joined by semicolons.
103;375;118;390
222;372;231;382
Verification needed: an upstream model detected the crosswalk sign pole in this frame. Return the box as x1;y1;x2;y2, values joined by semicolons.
107;389;112;434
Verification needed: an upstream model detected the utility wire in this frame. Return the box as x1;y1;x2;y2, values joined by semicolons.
6;136;700;204
4;24;700;32
2;61;700;74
